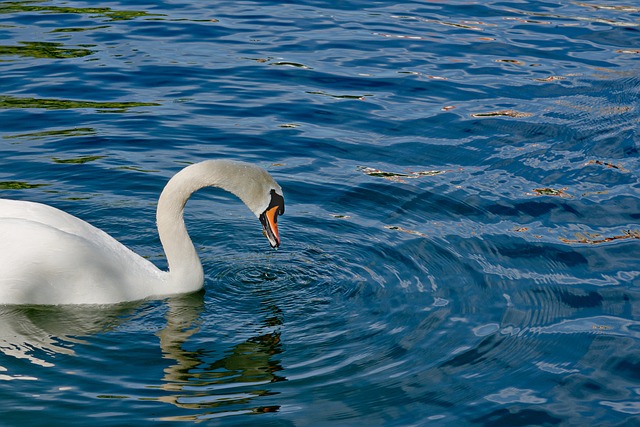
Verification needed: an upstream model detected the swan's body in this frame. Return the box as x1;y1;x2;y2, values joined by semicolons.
0;160;284;305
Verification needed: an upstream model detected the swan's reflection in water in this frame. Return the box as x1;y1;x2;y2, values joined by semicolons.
156;296;285;421
0;293;285;420
0;302;140;370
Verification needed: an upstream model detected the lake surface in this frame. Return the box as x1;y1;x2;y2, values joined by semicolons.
1;1;640;425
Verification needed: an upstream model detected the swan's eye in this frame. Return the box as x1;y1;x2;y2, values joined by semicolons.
269;190;285;216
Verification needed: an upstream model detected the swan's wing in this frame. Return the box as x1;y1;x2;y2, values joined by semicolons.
0;210;165;304
0;198;109;240
0;200;159;279
0;198;162;276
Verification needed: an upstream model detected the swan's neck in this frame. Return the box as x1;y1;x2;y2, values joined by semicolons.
155;160;277;295
156;163;214;293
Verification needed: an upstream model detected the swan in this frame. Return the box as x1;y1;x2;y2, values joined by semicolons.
0;160;285;305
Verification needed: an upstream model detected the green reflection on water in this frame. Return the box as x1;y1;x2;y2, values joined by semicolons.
52;155;106;164
0;95;159;111
115;165;160;173
0;41;94;59
3;127;96;140
50;26;110;33
0;181;49;190
0;2;161;21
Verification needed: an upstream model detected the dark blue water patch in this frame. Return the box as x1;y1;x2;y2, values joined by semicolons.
578;25;640;49
470;407;564;426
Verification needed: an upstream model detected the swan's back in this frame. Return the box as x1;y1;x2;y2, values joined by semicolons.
0;199;164;304
1;199;114;240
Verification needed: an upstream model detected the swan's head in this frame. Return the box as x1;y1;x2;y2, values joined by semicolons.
259;189;285;249
161;159;285;249
206;160;285;249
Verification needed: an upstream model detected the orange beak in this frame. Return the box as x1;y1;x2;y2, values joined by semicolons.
260;205;281;248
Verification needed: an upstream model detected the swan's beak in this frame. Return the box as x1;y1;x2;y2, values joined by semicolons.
260;205;281;248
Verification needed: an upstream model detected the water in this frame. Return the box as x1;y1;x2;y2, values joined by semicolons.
1;0;639;425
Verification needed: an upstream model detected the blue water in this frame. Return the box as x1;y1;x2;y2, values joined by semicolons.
1;0;640;425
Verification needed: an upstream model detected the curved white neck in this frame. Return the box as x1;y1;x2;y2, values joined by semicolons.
154;160;282;295
156;163;211;293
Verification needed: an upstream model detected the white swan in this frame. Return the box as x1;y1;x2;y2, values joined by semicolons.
0;160;284;305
